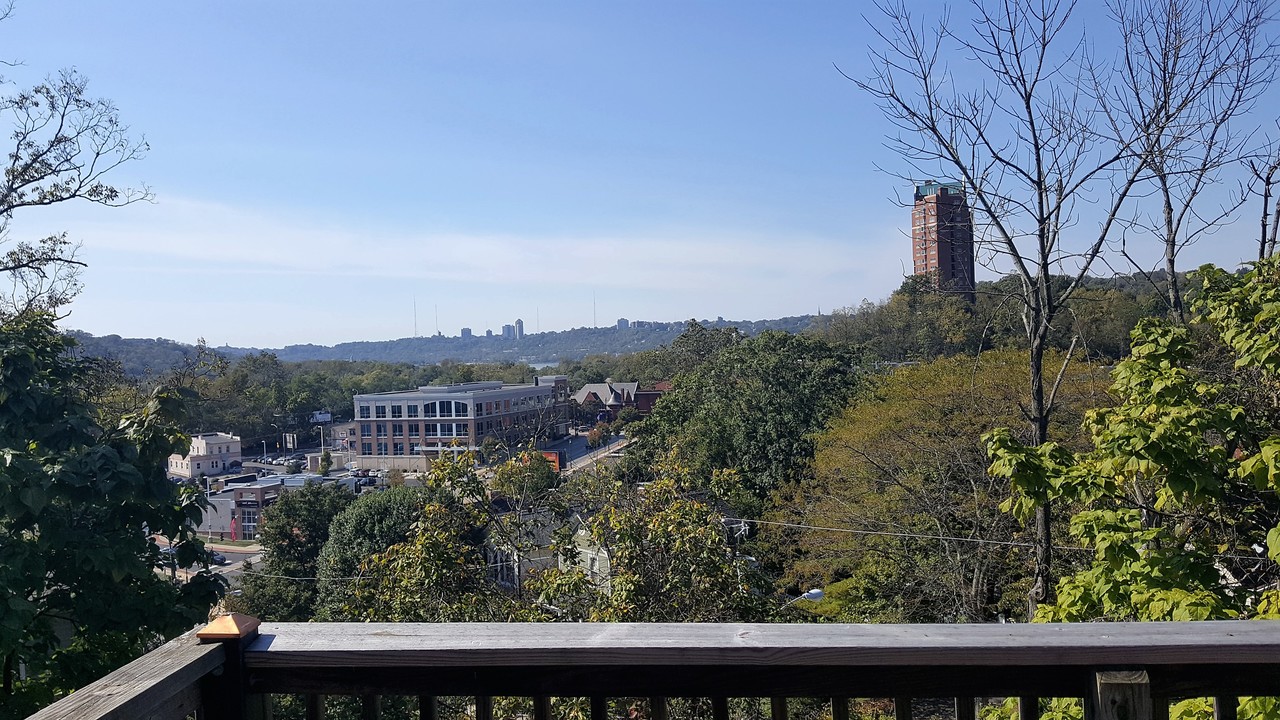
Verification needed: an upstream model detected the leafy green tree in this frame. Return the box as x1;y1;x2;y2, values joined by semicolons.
987;259;1280;625
240;483;354;622
627;331;861;515
0;314;223;714
313;486;440;619
820;277;981;360
611;406;640;434
318;449;332;476
532;460;771;623
346;451;526;622
661;320;744;376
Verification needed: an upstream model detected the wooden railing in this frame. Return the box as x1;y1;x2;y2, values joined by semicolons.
26;616;1280;720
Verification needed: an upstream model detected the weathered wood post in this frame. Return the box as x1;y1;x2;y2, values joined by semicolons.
1085;670;1152;720
198;613;269;720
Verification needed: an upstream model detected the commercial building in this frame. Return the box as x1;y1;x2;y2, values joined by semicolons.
912;180;975;297
168;432;242;480
351;376;570;471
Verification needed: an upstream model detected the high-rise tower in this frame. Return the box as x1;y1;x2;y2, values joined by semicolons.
912;180;975;297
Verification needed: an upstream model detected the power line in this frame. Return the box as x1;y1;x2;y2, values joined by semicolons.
728;517;1090;553
239;560;515;583
729;518;1270;563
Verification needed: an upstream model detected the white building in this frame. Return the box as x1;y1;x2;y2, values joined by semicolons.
351;377;569;471
168;432;242;480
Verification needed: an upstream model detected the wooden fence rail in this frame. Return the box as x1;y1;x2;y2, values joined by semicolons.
25;617;1280;720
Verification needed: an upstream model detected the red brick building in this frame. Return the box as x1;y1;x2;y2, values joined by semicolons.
912;181;975;298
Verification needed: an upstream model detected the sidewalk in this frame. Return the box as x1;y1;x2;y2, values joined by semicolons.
153;536;263;554
206;541;263;553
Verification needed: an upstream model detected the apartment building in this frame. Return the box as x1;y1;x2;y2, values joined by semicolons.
912;180;975;298
351;376;569;471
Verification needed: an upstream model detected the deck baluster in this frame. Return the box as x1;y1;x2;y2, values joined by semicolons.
895;696;913;720
1215;697;1239;720
304;694;325;720
417;695;439;720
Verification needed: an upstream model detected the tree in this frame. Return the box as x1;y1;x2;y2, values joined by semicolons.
586;422;610;448
345;451;529;623
660;320;744;377
773;350;1111;623
855;0;1265;609
313;485;442;620
531;460;772;623
987;258;1280;626
0;68;151;317
819;277;981;361
627;331;860;516
1248;126;1280;261
240;483;354;622
1106;0;1275;320
0;314;222;714
318;449;332;477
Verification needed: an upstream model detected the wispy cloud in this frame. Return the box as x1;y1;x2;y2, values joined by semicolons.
39;195;907;346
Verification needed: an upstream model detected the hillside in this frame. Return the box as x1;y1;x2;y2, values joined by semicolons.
68;315;817;376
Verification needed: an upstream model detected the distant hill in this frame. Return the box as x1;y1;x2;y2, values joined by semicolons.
66;331;207;378
68;315;818;376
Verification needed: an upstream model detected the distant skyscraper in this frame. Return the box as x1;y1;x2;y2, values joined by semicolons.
912;180;975;298
617;318;629;330
486;329;493;338
502;324;515;339
515;318;524;340
461;327;473;339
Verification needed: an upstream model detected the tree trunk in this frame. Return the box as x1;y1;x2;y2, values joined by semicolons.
1163;187;1184;322
1269;187;1280;258
1260;175;1274;261
1027;332;1053;616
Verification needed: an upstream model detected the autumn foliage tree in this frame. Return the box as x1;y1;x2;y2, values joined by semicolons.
773;350;1110;623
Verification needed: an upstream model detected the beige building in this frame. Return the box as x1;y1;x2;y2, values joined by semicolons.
168;432;242;479
352;377;569;471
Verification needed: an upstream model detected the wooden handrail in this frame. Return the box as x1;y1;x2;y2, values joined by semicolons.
24;629;224;720
27;620;1280;720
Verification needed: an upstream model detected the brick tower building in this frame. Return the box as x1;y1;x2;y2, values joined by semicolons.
912;180;975;298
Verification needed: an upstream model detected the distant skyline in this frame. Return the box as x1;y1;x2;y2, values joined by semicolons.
0;2;1268;347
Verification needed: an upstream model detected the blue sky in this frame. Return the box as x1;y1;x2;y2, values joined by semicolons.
1;2;1269;347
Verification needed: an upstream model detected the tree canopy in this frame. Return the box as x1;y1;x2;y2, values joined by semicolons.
626;330;861;515
0;314;222;713
988;259;1280;624
772;349;1111;623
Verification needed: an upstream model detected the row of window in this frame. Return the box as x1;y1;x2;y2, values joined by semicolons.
356;395;553;421
359;401;471;420
359;440;465;456
360;422;469;438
